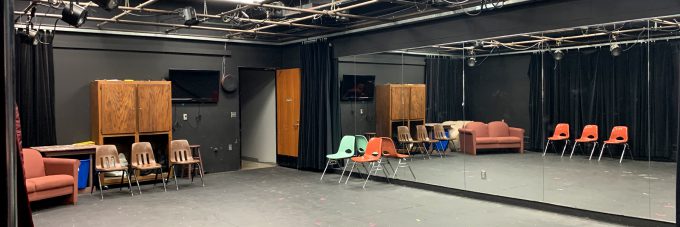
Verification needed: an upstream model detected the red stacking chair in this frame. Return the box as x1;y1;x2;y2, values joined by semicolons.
568;125;599;159
543;123;570;157
598;126;632;163
345;138;390;188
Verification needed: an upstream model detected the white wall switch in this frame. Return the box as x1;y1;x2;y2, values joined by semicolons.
230;112;237;118
228;144;233;150
183;114;188;121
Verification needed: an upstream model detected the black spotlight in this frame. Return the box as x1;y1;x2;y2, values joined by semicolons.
610;43;621;57
61;3;88;27
182;7;199;26
92;0;120;11
553;49;564;61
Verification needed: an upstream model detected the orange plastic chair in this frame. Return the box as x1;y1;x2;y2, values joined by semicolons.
381;137;416;180
598;126;632;163
568;125;599;159
543;123;570;157
345;138;389;188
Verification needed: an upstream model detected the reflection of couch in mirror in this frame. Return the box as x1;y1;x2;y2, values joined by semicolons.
458;121;524;155
441;120;472;152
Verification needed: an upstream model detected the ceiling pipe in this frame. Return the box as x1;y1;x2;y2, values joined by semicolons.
251;0;380;32
97;0;159;27
226;0;391;22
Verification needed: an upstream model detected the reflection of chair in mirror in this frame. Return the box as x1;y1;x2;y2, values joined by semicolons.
543;123;570;157
568;125;599;159
169;140;205;190
92;145;134;200
441;121;471;152
320;135;355;182
130;142;167;194
381;137;415;180
458;121;524;155
397;126;421;158
346;138;389;188
598;126;632;163
416;125;439;158
355;135;368;156
433;124;453;157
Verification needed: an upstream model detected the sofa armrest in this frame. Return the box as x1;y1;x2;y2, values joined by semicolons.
458;128;477;155
508;127;525;138
44;158;79;177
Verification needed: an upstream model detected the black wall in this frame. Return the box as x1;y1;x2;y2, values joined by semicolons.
52;33;281;173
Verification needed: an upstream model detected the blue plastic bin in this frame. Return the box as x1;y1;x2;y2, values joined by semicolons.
434;131;450;151
77;159;90;189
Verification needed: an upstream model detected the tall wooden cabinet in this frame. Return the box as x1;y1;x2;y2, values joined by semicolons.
375;84;426;138
91;80;172;183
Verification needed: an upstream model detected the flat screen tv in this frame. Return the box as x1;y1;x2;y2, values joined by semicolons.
169;69;220;103
340;75;375;101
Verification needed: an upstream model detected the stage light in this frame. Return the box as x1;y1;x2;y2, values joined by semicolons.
182;7;199;26
92;0;120;11
553;49;564;61
28;29;39;45
610;43;621;57
467;49;476;67
61;2;88;27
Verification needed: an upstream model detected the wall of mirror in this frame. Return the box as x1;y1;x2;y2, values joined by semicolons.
335;17;678;223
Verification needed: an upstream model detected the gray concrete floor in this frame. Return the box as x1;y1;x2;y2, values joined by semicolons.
374;150;676;223
32;167;625;227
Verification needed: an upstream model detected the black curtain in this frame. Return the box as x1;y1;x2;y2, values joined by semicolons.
425;56;464;122
297;38;340;170
527;43;679;161
14;30;56;147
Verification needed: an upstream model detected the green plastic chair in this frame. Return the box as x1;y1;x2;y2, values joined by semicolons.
320;136;356;182
355;135;368;156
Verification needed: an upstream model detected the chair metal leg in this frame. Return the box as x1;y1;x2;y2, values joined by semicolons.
320;159;331;181
90;171;97;195
345;161;356;184
363;163;374;189
392;160;400;179
542;140;551;156
339;159;350;183
97;172;104;200
119;171;125;192
125;170;134;196
160;167;167;191
133;169;142;195
589;142;598;160
197;163;205;187
598;143;607;161
619;143;628;163
407;161;416;180
380;162;390;183
171;165;179;190
569;142;578;159
560;140;569;157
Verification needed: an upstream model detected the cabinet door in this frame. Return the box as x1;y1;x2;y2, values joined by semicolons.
409;85;426;119
101;83;137;134
137;83;172;133
390;86;410;120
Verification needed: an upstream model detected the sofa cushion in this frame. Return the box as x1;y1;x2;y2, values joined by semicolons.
466;122;489;137
496;137;522;144
476;137;498;144
31;175;74;191
488;121;510;137
25;179;37;193
22;149;46;179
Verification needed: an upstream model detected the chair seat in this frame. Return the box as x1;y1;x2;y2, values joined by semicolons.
384;153;409;159
29;175;74;191
172;160;201;165
326;153;353;160
548;136;569;141
351;156;380;163
132;163;162;170
97;166;128;172
476;137;498;144
496;137;522;144
575;138;597;143
604;140;627;144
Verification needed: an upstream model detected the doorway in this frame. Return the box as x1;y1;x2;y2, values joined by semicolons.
238;68;277;170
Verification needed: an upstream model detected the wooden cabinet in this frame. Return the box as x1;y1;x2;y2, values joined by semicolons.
99;83;137;135
375;84;426;138
137;83;172;133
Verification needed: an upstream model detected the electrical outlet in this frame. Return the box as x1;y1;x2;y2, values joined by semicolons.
230;112;237;118
228;144;233;150
182;114;188;121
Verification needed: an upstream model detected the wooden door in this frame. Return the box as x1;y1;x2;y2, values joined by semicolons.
409;85;426;119
276;68;301;158
100;83;137;134
390;85;410;120
137;83;172;133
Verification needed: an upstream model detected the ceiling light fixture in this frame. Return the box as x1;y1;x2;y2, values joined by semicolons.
61;2;88;27
467;49;476;67
553;49;563;61
610;35;621;57
182;7;200;26
92;0;120;11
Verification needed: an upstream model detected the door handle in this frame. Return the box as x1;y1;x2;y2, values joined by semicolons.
293;120;300;128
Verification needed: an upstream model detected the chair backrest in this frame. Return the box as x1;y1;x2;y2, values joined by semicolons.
397;126;414;142
22;149;45;179
95;145;123;170
464;122;489;137
416;125;431;141
552;123;570;138
608;126;628;142
380;137;399;156
170;140;195;164
355;135;368;155
488;121;510;137
433;124;449;140
131;142;157;167
362;137;383;159
336;136;356;156
579;125;598;140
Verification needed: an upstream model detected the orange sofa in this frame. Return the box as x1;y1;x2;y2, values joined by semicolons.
458;121;525;155
23;148;79;204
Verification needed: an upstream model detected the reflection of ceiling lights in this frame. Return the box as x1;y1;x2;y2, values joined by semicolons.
467;50;476;67
553;49;564;61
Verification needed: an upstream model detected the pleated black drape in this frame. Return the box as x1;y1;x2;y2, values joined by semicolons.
298;38;340;170
527;43;679;161
14;30;56;147
425;56;464;122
